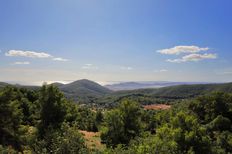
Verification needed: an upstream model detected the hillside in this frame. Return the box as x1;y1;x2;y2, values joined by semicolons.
151;82;232;98
58;79;112;103
98;82;232;106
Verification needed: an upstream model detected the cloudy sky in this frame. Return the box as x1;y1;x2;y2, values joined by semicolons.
1;0;232;85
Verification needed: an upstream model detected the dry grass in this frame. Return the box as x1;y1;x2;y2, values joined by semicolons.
79;130;105;150
143;104;171;110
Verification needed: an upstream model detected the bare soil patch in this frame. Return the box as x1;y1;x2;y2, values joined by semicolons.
79;130;105;150
143;104;171;110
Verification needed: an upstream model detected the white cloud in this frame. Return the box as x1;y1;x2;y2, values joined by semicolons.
81;64;98;69
12;61;30;65
167;53;217;63
6;50;52;58
52;57;69;62
157;45;209;55
120;66;133;70
5;50;69;62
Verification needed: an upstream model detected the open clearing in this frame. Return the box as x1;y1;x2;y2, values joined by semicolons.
79;130;105;151
143;104;171;110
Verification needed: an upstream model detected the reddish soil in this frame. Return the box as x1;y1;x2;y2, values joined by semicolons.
79;130;99;138
143;104;171;110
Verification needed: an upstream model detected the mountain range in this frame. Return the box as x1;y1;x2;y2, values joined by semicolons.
105;81;212;91
1;79;232;105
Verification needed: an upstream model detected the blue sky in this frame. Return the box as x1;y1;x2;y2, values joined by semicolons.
0;0;232;85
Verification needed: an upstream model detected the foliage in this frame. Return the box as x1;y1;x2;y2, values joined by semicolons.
32;123;88;154
101;100;142;147
1;83;232;153
38;85;68;137
0;86;24;150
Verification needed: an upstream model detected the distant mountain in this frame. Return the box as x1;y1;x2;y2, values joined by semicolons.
105;81;210;91
1;80;232;106
58;79;112;103
99;82;232;106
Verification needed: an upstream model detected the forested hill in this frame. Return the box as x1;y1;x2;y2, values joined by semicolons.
58;79;112;103
118;82;232;98
151;82;232;98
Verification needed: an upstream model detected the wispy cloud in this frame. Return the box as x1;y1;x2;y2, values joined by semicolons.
157;45;209;55
12;61;30;65
120;66;133;70
52;57;69;62
167;53;217;63
6;50;52;58
81;64;98;69
5;50;68;62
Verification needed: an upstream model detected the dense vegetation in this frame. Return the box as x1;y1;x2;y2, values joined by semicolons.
0;84;232;153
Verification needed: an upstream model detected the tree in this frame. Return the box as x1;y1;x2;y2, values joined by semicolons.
122;111;212;154
155;111;211;154
32;123;88;154
95;110;104;125
0;86;23;150
101;100;142;147
188;92;232;153
189;92;232;124
38;85;68;137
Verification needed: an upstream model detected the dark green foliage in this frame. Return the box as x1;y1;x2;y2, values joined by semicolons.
101;100;142;147
75;107;98;132
104;111;212;154
95;110;104;127
214;131;232;153
0;86;23;150
1;83;232;153
38;85;68;137
188;92;232;153
189;92;232;123
207;115;231;131
163;111;211;153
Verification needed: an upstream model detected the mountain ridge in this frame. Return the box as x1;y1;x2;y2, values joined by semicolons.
105;81;214;91
1;80;232;105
